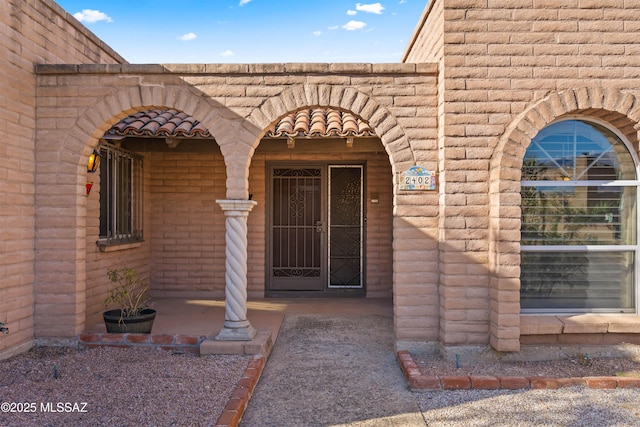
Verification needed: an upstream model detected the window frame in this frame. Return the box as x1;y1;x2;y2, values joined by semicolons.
97;143;144;248
520;117;640;314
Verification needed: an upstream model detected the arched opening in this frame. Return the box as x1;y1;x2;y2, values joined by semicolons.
249;107;394;298
84;108;226;327
489;90;640;351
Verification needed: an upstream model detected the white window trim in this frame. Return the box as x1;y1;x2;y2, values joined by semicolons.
521;116;640;315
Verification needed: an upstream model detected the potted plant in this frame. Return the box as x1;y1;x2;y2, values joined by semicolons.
103;267;156;333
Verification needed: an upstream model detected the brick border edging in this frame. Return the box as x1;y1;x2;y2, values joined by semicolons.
78;332;204;353
397;350;640;391
215;354;265;427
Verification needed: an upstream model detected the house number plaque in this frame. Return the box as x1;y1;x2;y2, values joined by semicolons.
399;166;436;191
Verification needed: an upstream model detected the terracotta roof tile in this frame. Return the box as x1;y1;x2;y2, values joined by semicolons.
265;108;375;138
106;109;212;138
105;107;375;140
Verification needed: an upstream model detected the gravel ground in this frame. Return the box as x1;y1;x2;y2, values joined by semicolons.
0;346;251;427
241;314;425;426
3;342;640;427
415;387;640;427
413;352;640;427
413;353;640;378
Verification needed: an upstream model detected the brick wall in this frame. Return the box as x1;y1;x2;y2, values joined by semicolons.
248;150;393;298
402;0;444;64
405;0;640;351
26;0;640;355
148;148;227;296
0;0;124;358
34;63;440;345
84;160;152;329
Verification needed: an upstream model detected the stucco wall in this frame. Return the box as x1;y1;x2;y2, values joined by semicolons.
0;0;124;357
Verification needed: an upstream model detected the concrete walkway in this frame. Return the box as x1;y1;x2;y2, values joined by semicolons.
240;313;425;426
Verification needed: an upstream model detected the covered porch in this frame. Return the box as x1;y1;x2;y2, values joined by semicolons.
34;63;439;356
81;297;394;355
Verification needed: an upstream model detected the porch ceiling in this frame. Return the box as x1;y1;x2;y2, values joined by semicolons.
104;108;376;140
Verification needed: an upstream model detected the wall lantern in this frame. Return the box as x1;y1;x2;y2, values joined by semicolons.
87;149;100;173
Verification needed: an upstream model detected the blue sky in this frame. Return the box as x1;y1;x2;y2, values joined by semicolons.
54;0;427;64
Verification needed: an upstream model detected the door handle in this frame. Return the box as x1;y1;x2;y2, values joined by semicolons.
316;221;324;233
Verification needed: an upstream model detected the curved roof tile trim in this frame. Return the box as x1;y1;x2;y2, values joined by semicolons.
265;108;376;138
105;108;376;139
106;109;212;138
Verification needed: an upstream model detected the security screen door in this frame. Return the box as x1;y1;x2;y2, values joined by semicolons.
268;165;363;292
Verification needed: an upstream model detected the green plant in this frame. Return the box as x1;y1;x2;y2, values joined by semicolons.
103;267;150;319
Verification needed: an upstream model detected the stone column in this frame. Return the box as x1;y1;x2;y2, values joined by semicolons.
215;199;257;341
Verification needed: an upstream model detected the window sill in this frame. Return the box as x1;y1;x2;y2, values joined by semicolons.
97;241;143;252
521;314;640;335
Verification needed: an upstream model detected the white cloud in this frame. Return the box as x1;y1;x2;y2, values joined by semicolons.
73;9;113;24
328;25;339;30
356;3;385;14
342;20;367;31
177;32;197;41
221;50;235;57
313;30;322;36
239;0;251;5
399;0;407;3
347;9;357;15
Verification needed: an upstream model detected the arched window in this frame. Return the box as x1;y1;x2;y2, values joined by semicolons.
520;119;638;313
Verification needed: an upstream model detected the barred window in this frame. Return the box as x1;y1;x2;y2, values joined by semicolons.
521;119;638;313
99;144;144;246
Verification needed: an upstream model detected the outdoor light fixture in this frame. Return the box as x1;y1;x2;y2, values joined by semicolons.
87;149;100;173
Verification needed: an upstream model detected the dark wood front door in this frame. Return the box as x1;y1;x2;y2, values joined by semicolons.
267;164;363;293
